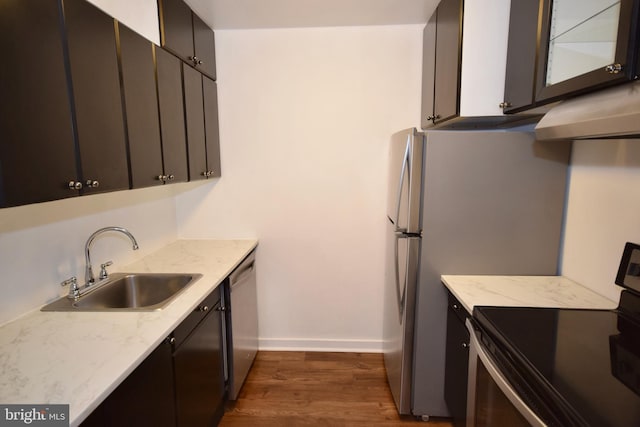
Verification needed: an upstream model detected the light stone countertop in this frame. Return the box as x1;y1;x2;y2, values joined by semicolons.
441;275;621;315
0;239;258;426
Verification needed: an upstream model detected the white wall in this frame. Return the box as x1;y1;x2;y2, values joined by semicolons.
175;25;423;351
561;139;640;301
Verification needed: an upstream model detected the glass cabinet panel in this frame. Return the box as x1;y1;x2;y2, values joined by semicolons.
536;0;636;102
546;1;620;85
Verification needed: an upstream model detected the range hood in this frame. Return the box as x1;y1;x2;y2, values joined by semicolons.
535;81;640;141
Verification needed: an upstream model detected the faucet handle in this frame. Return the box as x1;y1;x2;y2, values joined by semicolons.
99;261;113;280
61;277;80;299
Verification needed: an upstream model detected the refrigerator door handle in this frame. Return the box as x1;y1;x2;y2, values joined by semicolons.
394;232;405;319
393;137;411;233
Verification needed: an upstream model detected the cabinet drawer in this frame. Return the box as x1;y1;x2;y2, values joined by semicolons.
447;291;469;324
173;285;221;348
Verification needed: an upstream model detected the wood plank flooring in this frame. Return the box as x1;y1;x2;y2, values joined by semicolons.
220;351;454;426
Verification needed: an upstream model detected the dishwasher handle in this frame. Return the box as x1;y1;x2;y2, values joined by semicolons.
230;252;256;289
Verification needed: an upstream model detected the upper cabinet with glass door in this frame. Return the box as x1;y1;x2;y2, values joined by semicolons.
536;0;639;102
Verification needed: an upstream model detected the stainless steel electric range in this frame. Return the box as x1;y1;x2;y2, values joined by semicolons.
466;242;640;427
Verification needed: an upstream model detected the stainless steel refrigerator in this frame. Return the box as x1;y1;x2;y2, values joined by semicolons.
383;128;570;418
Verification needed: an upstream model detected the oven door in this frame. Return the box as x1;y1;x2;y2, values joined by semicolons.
465;318;546;427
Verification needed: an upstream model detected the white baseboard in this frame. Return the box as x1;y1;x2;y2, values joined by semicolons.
258;338;383;353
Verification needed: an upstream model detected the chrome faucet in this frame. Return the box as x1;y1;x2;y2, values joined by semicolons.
84;226;139;286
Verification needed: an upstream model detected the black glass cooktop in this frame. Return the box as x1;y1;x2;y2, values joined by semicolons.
475;302;640;427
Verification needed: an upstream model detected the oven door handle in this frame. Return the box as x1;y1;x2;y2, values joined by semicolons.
465;318;547;427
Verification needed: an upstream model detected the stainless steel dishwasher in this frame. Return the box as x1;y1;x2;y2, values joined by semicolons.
226;249;258;400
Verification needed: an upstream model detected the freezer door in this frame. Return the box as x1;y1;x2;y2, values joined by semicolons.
387;128;424;234
383;219;421;414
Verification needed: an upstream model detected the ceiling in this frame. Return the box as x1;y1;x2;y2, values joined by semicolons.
185;0;438;29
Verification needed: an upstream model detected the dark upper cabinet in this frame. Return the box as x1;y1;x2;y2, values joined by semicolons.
421;0;463;128
432;0;463;125
183;65;207;180
420;13;437;130
117;23;164;189
159;0;217;80
503;0;640;113
192;14;217;81
535;0;639;103
63;0;129;194
203;76;222;178
0;0;78;207
501;0;540;113
183;66;221;180
156;47;189;183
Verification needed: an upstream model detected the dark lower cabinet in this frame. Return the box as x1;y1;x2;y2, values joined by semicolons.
81;340;175;427
174;298;226;427
63;0;129;195
81;285;226;427
444;291;470;427
117;23;165;189
0;0;77;207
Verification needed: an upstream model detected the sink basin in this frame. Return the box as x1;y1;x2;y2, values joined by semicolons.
41;273;203;311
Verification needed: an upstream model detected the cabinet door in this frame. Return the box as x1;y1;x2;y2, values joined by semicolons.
502;0;540;113
159;0;193;64
535;0;638;103
203;77;221;178
193;14;217;80
433;0;463;125
63;0;129;194
183;65;207;180
117;23;164;188
420;12;437;130
444;298;470;427
173;303;226;427
156;47;189;183
0;0;78;207
81;340;175;427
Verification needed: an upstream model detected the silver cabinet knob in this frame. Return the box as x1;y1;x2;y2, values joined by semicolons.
462;342;469;349
199;305;209;312
167;174;175;181
452;304;459;310
85;180;99;188
499;101;512;109
426;114;441;121
203;171;214;177
68;181;83;190
166;336;176;345
605;63;623;74
157;175;167;182
189;56;203;65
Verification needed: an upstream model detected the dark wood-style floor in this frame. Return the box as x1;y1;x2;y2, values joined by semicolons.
220;351;454;426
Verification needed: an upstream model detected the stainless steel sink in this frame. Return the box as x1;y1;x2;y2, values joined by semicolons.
41;273;203;311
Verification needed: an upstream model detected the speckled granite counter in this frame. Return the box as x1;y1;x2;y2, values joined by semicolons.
441;275;620;314
0;239;257;426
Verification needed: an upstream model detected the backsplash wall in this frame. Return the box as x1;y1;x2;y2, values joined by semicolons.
0;185;185;325
561;139;640;301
